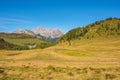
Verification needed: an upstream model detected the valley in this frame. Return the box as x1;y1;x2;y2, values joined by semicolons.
0;37;120;80
0;18;120;80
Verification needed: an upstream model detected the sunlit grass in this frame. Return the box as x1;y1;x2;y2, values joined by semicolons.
0;66;120;80
5;38;45;46
0;37;120;80
57;49;92;57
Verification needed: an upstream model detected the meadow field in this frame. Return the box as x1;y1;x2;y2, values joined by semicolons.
0;38;120;80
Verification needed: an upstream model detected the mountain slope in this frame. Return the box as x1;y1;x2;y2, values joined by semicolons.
0;38;14;49
0;33;53;49
12;28;64;42
32;27;64;41
13;29;35;36
0;38;25;50
58;18;120;45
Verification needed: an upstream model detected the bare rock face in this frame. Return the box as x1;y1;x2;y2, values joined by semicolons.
32;27;63;38
12;27;64;42
13;29;35;36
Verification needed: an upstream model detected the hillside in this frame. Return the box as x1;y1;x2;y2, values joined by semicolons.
0;18;120;80
0;38;20;50
0;33;53;50
0;33;120;80
58;18;120;45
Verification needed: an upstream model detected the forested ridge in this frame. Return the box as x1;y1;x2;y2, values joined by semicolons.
58;18;120;44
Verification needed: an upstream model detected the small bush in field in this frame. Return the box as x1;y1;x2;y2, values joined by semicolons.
105;73;117;80
0;68;4;73
67;72;74;76
47;65;55;71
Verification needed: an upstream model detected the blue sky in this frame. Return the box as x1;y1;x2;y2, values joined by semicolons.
0;0;120;33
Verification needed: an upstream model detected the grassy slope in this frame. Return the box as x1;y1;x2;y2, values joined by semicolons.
0;38;20;50
0;33;53;49
0;18;120;80
58;18;120;45
0;37;120;80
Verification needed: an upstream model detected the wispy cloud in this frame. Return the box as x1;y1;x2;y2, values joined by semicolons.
0;26;9;29
0;17;34;32
0;17;32;24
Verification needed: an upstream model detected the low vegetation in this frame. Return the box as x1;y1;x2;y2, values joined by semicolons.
0;33;54;50
58;18;120;45
56;49;92;57
0;17;120;80
0;65;120;80
0;38;28;50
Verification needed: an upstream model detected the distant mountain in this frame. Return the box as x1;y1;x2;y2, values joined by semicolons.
58;17;120;45
12;28;64;42
13;29;35;36
32;27;64;41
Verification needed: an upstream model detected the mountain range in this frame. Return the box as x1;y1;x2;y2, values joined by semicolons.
13;27;64;42
0;17;120;50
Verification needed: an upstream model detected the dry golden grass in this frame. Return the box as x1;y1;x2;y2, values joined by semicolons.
0;38;120;80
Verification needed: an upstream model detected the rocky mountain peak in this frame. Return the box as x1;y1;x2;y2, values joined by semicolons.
32;27;64;38
13;29;35;36
12;27;64;42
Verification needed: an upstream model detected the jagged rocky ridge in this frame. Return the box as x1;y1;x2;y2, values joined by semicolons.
13;29;35;36
13;27;64;42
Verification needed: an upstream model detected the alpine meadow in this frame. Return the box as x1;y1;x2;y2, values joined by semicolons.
0;17;120;80
1;0;120;79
